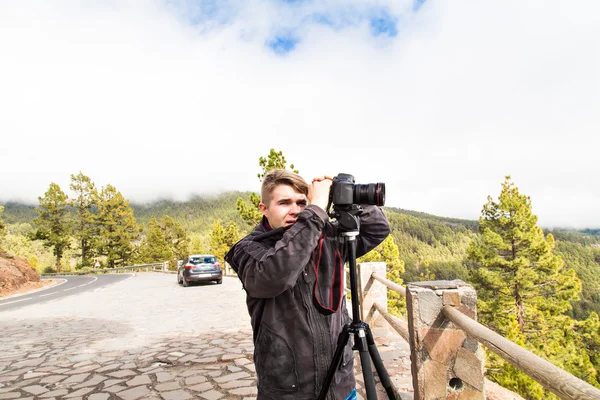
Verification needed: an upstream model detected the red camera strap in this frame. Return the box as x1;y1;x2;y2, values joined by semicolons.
312;234;344;315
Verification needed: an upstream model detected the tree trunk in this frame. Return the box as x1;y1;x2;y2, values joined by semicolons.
515;289;525;332
81;238;87;266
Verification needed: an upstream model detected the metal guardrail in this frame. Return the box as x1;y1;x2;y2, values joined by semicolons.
41;263;167;276
363;270;600;400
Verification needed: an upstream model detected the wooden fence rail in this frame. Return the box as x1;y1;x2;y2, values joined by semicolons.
358;265;600;400
443;305;600;400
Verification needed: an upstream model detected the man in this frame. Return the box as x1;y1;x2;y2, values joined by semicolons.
225;169;390;400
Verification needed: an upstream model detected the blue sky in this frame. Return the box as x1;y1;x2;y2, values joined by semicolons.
1;0;599;228
168;0;406;54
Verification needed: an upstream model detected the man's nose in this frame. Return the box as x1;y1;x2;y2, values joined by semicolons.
291;203;302;214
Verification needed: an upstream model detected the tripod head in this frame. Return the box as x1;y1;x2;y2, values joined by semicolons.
329;204;362;235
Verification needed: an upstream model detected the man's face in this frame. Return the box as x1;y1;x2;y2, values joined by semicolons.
259;184;308;229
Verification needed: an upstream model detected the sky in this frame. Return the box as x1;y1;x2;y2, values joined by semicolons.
1;0;599;229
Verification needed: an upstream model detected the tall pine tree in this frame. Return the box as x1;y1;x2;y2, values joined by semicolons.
139;217;173;263
467;176;590;398
160;215;189;267
69;172;99;268
31;183;71;272
97;185;139;268
210;220;242;262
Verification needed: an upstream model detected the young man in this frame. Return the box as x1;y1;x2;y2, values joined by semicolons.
225;169;390;400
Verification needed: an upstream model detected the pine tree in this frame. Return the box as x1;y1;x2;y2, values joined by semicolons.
467;176;589;398
236;193;262;226
209;220;241;262
139;217;173;263
574;313;600;386
160;215;189;267
69;172;99;268
188;232;208;254
31;183;71;272
257;148;299;181
97;185;139;268
237;149;299;226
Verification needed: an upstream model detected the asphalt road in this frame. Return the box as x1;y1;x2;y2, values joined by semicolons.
0;274;133;312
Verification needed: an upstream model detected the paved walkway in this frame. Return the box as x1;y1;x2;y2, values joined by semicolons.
0;273;412;399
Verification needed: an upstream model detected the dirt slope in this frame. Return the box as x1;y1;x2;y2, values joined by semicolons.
0;250;40;297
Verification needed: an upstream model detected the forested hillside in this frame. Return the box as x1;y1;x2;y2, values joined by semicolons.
384;207;476;283
1;201;36;224
3;193;599;323
131;192;255;234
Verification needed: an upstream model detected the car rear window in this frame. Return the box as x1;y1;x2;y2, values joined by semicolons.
189;256;216;265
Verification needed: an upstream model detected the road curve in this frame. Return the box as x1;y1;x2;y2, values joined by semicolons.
0;274;133;312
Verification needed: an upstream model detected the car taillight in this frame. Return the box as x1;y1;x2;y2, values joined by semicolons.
215;262;221;267
185;265;193;269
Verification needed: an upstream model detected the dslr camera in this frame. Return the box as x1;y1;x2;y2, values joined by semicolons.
331;173;385;207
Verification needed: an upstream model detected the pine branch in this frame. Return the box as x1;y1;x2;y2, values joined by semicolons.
529;280;559;290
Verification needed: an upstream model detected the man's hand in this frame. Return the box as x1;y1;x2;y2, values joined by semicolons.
308;175;333;211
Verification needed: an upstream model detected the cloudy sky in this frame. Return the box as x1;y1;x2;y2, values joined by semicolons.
1;0;598;228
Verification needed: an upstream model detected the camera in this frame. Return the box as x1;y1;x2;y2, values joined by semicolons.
331;173;385;207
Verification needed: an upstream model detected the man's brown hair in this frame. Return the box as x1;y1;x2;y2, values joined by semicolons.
261;169;309;205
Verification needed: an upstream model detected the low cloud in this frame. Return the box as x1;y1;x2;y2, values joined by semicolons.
0;0;598;228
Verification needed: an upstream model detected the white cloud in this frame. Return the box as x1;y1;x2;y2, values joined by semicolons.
1;0;598;228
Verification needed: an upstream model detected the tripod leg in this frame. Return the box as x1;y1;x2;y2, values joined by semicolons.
317;325;351;400
365;326;396;399
356;328;378;400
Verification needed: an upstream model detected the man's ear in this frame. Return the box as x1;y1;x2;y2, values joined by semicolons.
259;203;268;216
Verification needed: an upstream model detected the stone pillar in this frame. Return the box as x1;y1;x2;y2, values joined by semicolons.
406;280;485;400
224;262;234;276
357;262;388;327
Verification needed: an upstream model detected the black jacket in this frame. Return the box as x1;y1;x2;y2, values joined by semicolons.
225;205;390;399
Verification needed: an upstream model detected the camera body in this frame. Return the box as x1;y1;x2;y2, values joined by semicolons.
331;173;385;207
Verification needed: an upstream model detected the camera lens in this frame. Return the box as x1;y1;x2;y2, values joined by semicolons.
353;183;385;206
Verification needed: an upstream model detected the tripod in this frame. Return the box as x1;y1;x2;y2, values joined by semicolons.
317;206;396;400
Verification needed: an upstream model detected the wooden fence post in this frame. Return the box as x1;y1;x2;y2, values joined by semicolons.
406;280;485;400
357;262;388;327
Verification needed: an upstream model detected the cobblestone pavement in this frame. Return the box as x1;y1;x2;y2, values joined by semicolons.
0;273;413;399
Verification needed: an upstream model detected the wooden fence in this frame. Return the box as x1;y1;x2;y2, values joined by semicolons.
355;262;600;400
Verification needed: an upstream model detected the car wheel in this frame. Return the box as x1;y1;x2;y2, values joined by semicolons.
182;277;190;287
178;273;183;285
216;278;223;284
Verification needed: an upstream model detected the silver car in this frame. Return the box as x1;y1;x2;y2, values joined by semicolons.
177;254;223;287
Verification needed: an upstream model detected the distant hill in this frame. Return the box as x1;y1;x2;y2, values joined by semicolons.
384;206;479;231
1;192;256;234
1;202;36;224
131;191;255;234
